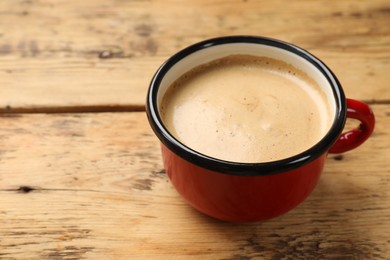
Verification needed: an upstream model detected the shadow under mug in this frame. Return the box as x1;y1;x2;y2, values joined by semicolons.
146;36;375;222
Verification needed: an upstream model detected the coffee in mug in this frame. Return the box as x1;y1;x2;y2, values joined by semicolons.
160;54;333;163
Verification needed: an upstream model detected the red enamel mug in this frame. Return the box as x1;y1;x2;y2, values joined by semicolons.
146;36;375;222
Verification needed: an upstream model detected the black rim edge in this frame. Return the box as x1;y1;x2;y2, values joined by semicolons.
146;35;347;176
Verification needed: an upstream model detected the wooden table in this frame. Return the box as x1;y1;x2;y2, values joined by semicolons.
1;0;389;259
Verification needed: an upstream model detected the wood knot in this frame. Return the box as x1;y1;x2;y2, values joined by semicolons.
18;186;34;193
333;155;344;161
98;51;113;59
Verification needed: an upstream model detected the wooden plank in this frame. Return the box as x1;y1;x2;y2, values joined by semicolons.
0;0;389;111
0;105;389;259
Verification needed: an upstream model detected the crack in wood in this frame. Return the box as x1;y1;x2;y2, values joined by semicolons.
0;186;131;195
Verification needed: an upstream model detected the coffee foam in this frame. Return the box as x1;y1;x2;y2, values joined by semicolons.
160;55;333;163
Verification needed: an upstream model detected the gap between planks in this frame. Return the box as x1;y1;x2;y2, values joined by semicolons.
0;104;146;114
0;100;389;115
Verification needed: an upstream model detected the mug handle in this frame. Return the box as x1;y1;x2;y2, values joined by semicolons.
329;98;375;154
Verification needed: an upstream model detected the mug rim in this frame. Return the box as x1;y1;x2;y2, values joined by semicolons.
146;35;346;176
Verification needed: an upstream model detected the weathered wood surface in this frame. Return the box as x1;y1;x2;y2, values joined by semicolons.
1;105;389;259
1;0;390;259
0;0;389;111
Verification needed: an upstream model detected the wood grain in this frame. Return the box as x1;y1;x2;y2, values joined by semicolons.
0;0;389;111
1;105;389;259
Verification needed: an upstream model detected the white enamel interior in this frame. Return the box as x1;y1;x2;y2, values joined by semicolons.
157;43;336;120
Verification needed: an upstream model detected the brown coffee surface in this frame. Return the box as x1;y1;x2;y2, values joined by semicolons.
160;55;333;163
